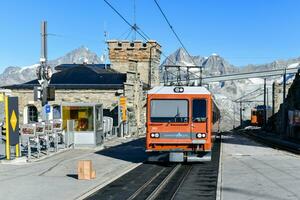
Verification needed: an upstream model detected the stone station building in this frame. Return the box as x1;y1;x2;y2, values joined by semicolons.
3;40;161;138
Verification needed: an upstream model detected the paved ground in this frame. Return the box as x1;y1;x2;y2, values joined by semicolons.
0;137;146;200
220;132;300;200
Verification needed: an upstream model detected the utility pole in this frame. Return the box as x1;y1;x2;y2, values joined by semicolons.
176;66;181;85
233;103;236;129
200;66;203;86
240;101;243;128
186;67;190;85
41;21;49;108
35;21;53;121
272;81;275;116
263;78;267;127
282;68;287;135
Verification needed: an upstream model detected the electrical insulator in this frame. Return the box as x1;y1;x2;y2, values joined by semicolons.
36;65;42;80
44;66;53;81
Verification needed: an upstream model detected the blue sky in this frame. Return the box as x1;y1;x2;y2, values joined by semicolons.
1;0;300;71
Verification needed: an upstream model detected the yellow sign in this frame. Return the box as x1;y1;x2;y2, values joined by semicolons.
10;110;18;132
119;96;127;121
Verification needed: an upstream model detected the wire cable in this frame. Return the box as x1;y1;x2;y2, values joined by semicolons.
154;0;204;83
153;0;197;66
103;0;149;41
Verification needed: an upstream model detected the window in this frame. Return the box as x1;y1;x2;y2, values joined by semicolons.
62;106;94;131
150;100;188;123
28;105;38;123
192;99;207;122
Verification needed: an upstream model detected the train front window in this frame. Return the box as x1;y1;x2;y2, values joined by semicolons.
150;100;188;123
192;99;207;122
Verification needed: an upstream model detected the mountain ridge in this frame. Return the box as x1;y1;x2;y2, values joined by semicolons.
0;46;102;86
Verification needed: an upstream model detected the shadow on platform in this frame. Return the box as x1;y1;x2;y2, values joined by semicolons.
220;130;264;148
94;138;147;163
66;174;78;179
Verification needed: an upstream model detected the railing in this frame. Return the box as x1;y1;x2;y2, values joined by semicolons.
20;119;74;161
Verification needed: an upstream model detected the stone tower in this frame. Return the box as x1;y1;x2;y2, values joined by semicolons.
107;40;161;88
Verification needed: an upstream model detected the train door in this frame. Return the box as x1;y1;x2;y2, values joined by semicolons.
191;98;208;138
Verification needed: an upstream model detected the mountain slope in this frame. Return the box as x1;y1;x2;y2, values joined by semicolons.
160;48;300;130
0;46;102;86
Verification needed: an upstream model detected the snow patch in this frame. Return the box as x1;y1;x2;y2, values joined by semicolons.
249;78;264;84
288;62;299;69
214;93;228;99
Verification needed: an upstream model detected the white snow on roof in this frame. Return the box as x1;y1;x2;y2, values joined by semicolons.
148;86;211;95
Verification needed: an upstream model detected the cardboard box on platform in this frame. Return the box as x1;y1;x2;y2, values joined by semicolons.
78;160;93;180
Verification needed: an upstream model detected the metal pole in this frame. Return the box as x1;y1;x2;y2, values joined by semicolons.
263;78;267;127
272;82;275;116
41;21;47;63
5;96;10;160
200;66;203;86
40;21;49;120
240;101;243;127
282;68;287;135
234;103;236;129
186;67;190;85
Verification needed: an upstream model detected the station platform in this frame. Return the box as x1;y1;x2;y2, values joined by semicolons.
0;137;146;200
241;128;300;153
219;132;300;200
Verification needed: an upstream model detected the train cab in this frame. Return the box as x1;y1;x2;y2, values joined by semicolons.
146;86;220;162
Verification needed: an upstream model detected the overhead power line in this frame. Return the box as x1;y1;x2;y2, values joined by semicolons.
153;0;197;66
153;0;204;84
103;0;149;41
103;0;180;80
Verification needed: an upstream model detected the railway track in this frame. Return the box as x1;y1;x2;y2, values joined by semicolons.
239;129;300;155
85;139;221;200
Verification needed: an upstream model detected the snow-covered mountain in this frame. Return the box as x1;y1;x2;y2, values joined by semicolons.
161;48;300;130
0;46;102;86
161;48;238;78
1;46;299;131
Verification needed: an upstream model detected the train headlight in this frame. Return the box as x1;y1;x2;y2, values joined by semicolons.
196;133;207;138
150;133;160;138
173;87;184;93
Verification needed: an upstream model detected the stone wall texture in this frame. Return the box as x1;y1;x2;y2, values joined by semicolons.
10;89;120;123
270;71;300;139
107;40;161;87
8;40;162;137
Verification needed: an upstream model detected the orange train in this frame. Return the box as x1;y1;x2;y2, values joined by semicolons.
146;86;220;162
251;105;272;127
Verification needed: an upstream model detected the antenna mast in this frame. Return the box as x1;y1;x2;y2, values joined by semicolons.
132;0;137;40
104;22;108;69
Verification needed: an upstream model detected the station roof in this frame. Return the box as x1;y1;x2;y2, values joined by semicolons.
3;64;126;90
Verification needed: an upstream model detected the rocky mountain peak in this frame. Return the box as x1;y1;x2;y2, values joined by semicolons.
48;46;102;66
0;46;102;86
161;48;238;76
